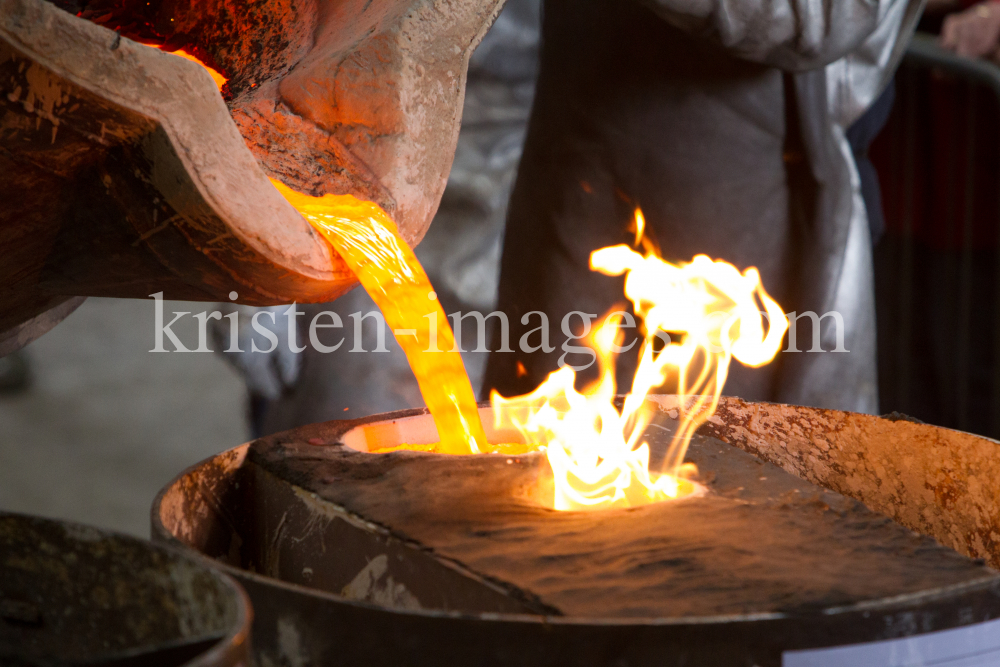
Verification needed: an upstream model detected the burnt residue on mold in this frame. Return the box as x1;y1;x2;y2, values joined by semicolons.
249;414;998;619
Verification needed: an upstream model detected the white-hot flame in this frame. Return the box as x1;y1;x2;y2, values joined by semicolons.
492;210;788;511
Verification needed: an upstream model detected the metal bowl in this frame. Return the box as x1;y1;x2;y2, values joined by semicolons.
1;512;251;667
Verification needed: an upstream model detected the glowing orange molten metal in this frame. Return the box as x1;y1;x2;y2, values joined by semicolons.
155;45;488;455
492;210;788;511
271;180;489;456
161;48;228;90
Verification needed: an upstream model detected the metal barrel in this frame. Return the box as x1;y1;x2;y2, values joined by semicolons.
152;398;1000;667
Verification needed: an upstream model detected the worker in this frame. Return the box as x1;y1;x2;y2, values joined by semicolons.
483;0;924;414
939;0;1000;59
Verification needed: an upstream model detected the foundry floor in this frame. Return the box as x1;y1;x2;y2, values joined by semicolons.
0;298;249;538
0;295;494;538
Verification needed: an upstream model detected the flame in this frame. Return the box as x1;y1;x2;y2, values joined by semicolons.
631;208;645;248
492;210;787;511
269;179;488;455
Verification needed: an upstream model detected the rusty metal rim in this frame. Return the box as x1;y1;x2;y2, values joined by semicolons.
151;402;1000;632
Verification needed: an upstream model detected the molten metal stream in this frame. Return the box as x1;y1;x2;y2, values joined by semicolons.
158;47;489;454
271;181;489;455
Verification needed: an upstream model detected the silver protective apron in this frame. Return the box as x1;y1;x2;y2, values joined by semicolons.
483;0;923;414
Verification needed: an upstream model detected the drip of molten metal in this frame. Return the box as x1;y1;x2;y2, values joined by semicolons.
270;181;489;456
492;210;788;511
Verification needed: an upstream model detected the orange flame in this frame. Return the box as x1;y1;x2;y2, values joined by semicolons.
631;207;645;248
492;210;787;511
